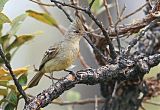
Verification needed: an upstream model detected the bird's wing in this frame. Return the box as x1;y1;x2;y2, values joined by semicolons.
39;42;61;71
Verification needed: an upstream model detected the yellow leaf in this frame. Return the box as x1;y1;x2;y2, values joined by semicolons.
0;67;28;80
0;80;8;86
12;67;28;75
0;89;8;96
26;10;58;27
0;67;8;75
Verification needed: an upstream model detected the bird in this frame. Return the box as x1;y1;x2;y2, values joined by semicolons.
27;18;85;88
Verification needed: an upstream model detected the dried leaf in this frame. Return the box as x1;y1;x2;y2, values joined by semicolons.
26;10;58;27
0;89;8;96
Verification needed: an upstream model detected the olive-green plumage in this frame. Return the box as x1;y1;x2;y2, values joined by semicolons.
28;18;84;88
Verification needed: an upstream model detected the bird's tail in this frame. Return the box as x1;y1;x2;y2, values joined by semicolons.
27;71;44;88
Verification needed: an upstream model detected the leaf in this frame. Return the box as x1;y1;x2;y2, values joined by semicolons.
0;80;8;87
66;90;81;102
0;24;2;36
26;10;58;27
18;74;27;86
0;67;28;75
8;14;27;37
4;90;17;110
0;13;11;24
0;67;28;80
6;34;35;52
0;0;8;12
5;90;17;105
4;103;15;110
88;0;103;13
0;89;8;96
0;34;8;45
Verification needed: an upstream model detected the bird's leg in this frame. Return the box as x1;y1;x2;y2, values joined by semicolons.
50;72;54;85
33;65;39;72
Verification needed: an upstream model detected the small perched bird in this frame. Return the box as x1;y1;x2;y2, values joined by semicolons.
28;18;85;88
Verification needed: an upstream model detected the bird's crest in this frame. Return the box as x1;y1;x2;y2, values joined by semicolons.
68;17;84;32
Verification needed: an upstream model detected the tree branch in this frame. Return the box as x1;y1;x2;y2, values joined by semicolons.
0;46;29;104
24;54;160;109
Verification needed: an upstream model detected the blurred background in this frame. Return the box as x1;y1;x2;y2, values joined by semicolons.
2;0;155;110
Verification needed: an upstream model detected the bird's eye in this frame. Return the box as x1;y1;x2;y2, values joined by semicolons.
73;30;79;33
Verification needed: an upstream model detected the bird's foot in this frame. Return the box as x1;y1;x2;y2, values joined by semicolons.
64;69;77;78
33;65;39;72
44;74;62;80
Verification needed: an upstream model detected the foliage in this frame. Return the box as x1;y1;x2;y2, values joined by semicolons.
0;1;41;109
0;0;160;110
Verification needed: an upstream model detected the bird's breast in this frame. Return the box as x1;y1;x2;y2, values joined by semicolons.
44;42;79;73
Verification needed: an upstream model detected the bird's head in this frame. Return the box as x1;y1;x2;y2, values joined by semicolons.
68;17;85;36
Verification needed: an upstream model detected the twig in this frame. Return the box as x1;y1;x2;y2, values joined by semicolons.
29;0;54;6
52;98;105;105
103;0;113;26
52;98;160;106
36;0;51;14
112;81;118;97
84;34;107;62
95;95;98;110
88;0;95;11
119;4;126;17
52;1;73;22
143;100;160;106
0;46;29;103
115;0;120;19
115;27;121;53
115;3;148;26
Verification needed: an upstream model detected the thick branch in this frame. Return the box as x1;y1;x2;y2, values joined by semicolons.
24;54;160;109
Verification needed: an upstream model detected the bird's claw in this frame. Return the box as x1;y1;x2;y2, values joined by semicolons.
64;69;77;79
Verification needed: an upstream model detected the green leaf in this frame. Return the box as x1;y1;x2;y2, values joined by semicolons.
0;0;8;12
0;24;2;36
88;0;103;12
26;10;58;27
6;34;35;52
0;89;8;96
8;14;27;37
0;34;9;43
0;13;11;24
18;74;27;86
4;103;15;110
66;90;81;102
5;90;17;105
